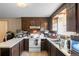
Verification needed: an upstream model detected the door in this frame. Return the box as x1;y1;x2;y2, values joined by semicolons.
0;21;7;43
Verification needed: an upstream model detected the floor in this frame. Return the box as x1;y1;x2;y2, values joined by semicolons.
21;51;48;56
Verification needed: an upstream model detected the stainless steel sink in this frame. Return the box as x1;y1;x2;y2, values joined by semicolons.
51;39;61;43
50;39;63;48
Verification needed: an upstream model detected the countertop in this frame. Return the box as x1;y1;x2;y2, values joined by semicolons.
0;36;71;56
47;38;71;56
0;36;46;48
0;36;29;48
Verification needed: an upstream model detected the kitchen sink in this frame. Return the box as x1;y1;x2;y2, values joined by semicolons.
50;39;63;48
51;39;61;43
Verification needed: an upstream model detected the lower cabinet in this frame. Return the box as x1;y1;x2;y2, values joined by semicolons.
56;48;65;56
51;44;56;56
46;40;65;56
47;42;51;56
45;39;50;52
0;39;65;56
24;39;29;51
19;40;24;55
0;39;29;56
41;39;46;51
0;43;20;56
11;43;20;56
0;48;10;56
0;40;24;56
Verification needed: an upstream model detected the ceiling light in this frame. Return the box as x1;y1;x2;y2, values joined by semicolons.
16;3;28;8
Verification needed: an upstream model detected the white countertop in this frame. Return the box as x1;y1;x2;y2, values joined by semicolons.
47;38;71;56
0;36;70;56
0;36;29;48
0;36;46;48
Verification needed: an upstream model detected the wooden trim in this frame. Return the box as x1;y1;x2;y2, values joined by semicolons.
0;48;1;56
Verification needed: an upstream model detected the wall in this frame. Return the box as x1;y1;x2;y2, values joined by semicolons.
7;18;21;33
0;18;21;42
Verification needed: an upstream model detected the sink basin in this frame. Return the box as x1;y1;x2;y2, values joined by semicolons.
51;39;61;43
50;39;61;48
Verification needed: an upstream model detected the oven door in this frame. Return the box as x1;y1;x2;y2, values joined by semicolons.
29;38;41;47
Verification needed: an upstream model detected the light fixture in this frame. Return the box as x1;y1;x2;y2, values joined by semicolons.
16;3;28;8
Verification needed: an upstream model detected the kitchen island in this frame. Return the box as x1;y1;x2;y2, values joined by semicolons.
0;36;71;56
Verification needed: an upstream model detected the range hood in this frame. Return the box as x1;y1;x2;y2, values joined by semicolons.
30;26;40;29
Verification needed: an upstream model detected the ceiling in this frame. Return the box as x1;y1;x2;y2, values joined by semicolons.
0;3;62;18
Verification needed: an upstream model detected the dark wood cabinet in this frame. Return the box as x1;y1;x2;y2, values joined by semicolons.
19;40;24;55
0;43;20;56
66;4;76;32
0;48;10;56
0;39;25;56
11;43;20;56
66;3;75;10
48;43;51;56
21;17;48;31
46;40;51;56
56;48;65;56
51;3;76;32
45;40;51;56
41;39;46;51
0;39;29;56
76;4;79;33
51;44;56;56
24;39;29;51
45;39;65;56
45;39;49;52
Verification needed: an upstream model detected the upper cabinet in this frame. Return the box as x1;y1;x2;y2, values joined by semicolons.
76;4;79;33
66;3;76;32
51;3;77;34
21;17;48;31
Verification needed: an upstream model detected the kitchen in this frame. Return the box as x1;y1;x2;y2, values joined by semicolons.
0;3;79;56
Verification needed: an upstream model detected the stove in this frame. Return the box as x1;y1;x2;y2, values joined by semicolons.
29;33;41;52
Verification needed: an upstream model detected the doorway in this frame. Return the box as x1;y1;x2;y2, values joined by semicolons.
0;21;8;43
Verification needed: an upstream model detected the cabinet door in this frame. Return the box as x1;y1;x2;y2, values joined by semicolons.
47;42;51;56
76;4;79;33
44;39;48;52
19;40;24;55
67;5;76;32
51;45;56;56
24;39;29;51
56;48;65;56
11;43;20;56
66;3;75;10
41;39;46;51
